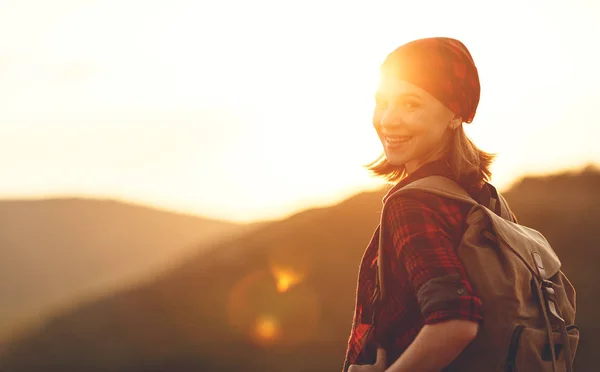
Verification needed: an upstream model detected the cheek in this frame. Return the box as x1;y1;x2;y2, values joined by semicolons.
413;109;450;137
402;110;431;134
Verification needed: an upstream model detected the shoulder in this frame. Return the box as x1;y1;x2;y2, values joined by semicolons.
382;190;466;236
384;189;466;223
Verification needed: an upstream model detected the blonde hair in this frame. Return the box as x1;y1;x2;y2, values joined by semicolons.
365;126;495;187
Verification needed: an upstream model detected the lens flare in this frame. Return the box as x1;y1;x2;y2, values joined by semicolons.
271;265;303;292
254;314;280;344
226;269;321;350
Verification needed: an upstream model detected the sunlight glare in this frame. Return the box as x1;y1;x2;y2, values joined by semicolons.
271;266;303;293
1;1;598;222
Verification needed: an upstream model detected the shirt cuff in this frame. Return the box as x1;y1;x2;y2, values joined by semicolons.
417;274;484;324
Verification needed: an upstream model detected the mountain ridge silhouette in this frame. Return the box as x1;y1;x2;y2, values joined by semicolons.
0;197;260;343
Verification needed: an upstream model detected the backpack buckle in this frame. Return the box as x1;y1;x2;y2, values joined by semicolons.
542;279;555;291
541;280;564;323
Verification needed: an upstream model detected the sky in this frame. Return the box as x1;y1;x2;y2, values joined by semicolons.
1;0;599;222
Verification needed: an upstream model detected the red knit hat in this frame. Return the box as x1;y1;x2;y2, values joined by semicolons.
380;37;480;123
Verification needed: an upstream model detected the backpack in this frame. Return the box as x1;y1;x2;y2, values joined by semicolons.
374;175;579;372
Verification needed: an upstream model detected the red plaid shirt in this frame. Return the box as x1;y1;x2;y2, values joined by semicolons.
342;160;487;371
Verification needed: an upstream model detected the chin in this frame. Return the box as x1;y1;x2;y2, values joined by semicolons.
385;155;409;167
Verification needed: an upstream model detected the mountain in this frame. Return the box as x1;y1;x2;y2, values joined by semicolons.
0;197;255;342
1;168;598;372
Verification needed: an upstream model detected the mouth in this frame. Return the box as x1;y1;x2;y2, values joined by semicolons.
384;135;413;146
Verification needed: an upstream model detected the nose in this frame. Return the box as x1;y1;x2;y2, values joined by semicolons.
379;106;405;131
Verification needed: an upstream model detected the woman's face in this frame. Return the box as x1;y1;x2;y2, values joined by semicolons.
372;78;460;174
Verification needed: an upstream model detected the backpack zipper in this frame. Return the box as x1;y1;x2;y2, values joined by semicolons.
505;325;525;372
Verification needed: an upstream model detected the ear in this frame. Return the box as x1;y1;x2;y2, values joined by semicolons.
449;115;462;130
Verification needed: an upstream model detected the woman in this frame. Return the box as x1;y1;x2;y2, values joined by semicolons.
343;37;504;371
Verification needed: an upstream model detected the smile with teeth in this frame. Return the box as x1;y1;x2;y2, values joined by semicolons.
385;136;412;144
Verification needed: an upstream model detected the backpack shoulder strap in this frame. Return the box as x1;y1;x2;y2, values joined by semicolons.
384;175;478;209
496;191;515;222
394;176;513;220
486;182;515;222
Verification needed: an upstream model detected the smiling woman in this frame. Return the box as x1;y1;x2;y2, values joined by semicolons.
343;37;504;372
365;37;493;187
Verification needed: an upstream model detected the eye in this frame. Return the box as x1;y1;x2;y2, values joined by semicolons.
402;99;420;111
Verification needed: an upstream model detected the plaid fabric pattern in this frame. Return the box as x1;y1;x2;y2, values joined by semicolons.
342;160;484;371
380;37;480;123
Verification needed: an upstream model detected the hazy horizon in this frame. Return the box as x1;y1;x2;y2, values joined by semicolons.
2;162;598;225
2;0;599;222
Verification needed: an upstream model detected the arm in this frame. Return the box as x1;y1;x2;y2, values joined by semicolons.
382;194;483;370
385;319;478;372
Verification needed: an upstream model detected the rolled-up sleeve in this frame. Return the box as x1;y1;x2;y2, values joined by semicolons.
383;194;483;325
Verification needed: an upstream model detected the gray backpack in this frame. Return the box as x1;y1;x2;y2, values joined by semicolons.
376;176;579;371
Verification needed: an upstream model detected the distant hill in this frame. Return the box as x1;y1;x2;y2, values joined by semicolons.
0;197;255;342
2;168;598;372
